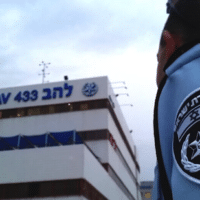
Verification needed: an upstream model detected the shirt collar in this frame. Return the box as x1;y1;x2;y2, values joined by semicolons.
164;40;200;72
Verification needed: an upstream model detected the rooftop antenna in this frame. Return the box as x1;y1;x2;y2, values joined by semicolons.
113;86;128;89
39;61;50;83
111;81;126;85
115;93;129;97
120;104;133;107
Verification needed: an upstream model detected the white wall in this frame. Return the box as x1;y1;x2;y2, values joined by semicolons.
0;105;140;194
107;79;136;154
85;139;137;198
83;145;129;200
108;143;137;199
107;78;141;190
0;109;109;136
0;76;108;110
85;140;109;163
107;111;137;178
0;145;84;184
0;105;138;179
0;76;141;199
0;76;138;176
0;107;139;189
0;144;131;200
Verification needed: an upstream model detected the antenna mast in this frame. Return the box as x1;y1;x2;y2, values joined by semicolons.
39;61;50;83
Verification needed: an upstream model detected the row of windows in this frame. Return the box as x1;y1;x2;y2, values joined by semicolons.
0;100;108;119
0;179;107;199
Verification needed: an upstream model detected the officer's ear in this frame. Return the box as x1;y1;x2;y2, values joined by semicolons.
163;30;182;59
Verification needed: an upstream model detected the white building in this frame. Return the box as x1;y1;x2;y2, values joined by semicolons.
0;76;141;200
140;181;153;200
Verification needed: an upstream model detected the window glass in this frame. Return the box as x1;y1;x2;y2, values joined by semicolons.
28;108;40;116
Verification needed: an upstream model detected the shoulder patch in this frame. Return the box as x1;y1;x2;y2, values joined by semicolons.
174;88;200;183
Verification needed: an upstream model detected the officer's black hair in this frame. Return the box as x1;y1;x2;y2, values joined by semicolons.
160;8;200;48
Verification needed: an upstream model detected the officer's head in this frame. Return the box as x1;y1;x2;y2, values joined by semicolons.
157;0;200;86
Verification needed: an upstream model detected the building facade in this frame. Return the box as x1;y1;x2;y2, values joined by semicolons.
140;181;153;200
0;76;141;200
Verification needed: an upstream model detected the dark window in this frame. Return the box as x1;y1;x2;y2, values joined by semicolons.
80;103;89;110
0;99;109;119
2;109;16;118
0;179;107;199
17;109;25;117
28;183;40;197
28;108;40;116
40;106;49;114
49;105;55;113
67;103;73;111
40;182;52;197
55;104;67;113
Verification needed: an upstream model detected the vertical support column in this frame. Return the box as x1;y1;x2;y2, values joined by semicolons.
45;133;48;147
73;130;76;144
17;135;21;149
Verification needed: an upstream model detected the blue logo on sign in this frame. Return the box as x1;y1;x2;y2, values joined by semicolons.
82;82;98;97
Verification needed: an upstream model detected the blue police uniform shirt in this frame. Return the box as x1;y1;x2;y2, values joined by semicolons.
153;43;200;199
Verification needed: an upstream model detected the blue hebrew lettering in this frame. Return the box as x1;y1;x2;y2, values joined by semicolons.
53;87;63;99
64;83;73;97
42;88;51;100
2;93;11;104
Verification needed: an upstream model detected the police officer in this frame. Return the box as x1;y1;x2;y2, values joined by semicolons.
153;0;200;199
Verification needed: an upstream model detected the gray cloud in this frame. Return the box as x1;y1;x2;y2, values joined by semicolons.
1;0;165;54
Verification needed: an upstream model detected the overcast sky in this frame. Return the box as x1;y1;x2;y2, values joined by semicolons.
0;0;168;181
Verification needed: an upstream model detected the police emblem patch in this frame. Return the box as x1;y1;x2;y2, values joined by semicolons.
82;82;98;97
174;88;200;183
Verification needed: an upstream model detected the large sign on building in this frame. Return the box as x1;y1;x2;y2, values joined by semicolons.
0;76;109;110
